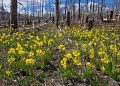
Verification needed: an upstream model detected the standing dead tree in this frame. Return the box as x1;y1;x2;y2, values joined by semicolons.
78;0;81;21
55;0;60;28
10;0;18;32
1;0;5;21
72;0;75;21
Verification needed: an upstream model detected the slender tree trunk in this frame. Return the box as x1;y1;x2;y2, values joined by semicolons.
86;0;88;13
10;0;18;31
42;0;44;19
1;0;4;21
67;12;70;27
72;0;75;21
65;0;67;19
101;0;104;22
98;0;99;15
78;0;81;20
55;0;59;28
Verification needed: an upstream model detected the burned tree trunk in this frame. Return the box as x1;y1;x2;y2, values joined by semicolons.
52;17;55;23
110;10;114;19
55;0;60;28
67;12;70;27
72;0;75;21
88;20;93;30
10;0;18;32
78;0;81;20
65;0;68;19
1;0;5;21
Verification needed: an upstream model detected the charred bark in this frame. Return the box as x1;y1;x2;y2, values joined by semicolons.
55;0;60;28
10;0;18;32
67;12;70;27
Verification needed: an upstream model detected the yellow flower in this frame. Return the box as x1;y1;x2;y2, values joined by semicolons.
65;53;72;60
25;58;35;65
30;45;33;49
54;35;57;38
36;49;45;55
58;45;66;51
58;33;63;38
117;51;120;58
72;57;82;66
0;64;2;69
24;44;28;47
118;43;120;46
16;44;23;51
29;34;34;39
36;36;40;41
37;41;44;47
8;48;15;54
60;58;67;69
89;41;93;46
5;70;11;75
98;51;105;56
89;48;94;59
8;56;15;64
48;39;54;46
0;39;2;42
101;66;105;72
18;50;25;55
28;51;34;57
75;42;79;46
82;44;87;51
72;50;80;57
110;44;117;53
101;57;109;64
86;62;94;68
82;43;87;48
93;42;97;46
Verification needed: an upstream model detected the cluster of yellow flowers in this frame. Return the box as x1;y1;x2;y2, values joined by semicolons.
86;62;94;69
0;64;2;69
8;56;15;64
110;44;118;53
8;48;15;55
60;50;82;69
16;43;25;55
28;51;34;57
25;58;36;65
36;49;45;55
58;44;66;51
5;70;11;75
101;54;109;64
89;48;94;59
117;51;120;59
48;39;54;46
60;58;67;69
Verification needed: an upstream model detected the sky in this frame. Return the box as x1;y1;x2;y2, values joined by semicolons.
0;0;117;15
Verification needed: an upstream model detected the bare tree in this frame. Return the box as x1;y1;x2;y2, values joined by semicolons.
65;0;68;19
10;0;18;32
1;0;5;21
72;0;75;21
78;0;81;20
55;0;59;27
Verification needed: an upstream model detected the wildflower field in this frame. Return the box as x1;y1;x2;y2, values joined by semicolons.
0;26;120;86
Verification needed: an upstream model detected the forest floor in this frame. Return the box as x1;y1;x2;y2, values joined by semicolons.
0;24;120;86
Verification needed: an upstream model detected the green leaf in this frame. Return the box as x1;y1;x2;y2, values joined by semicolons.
18;76;37;85
106;62;113;76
